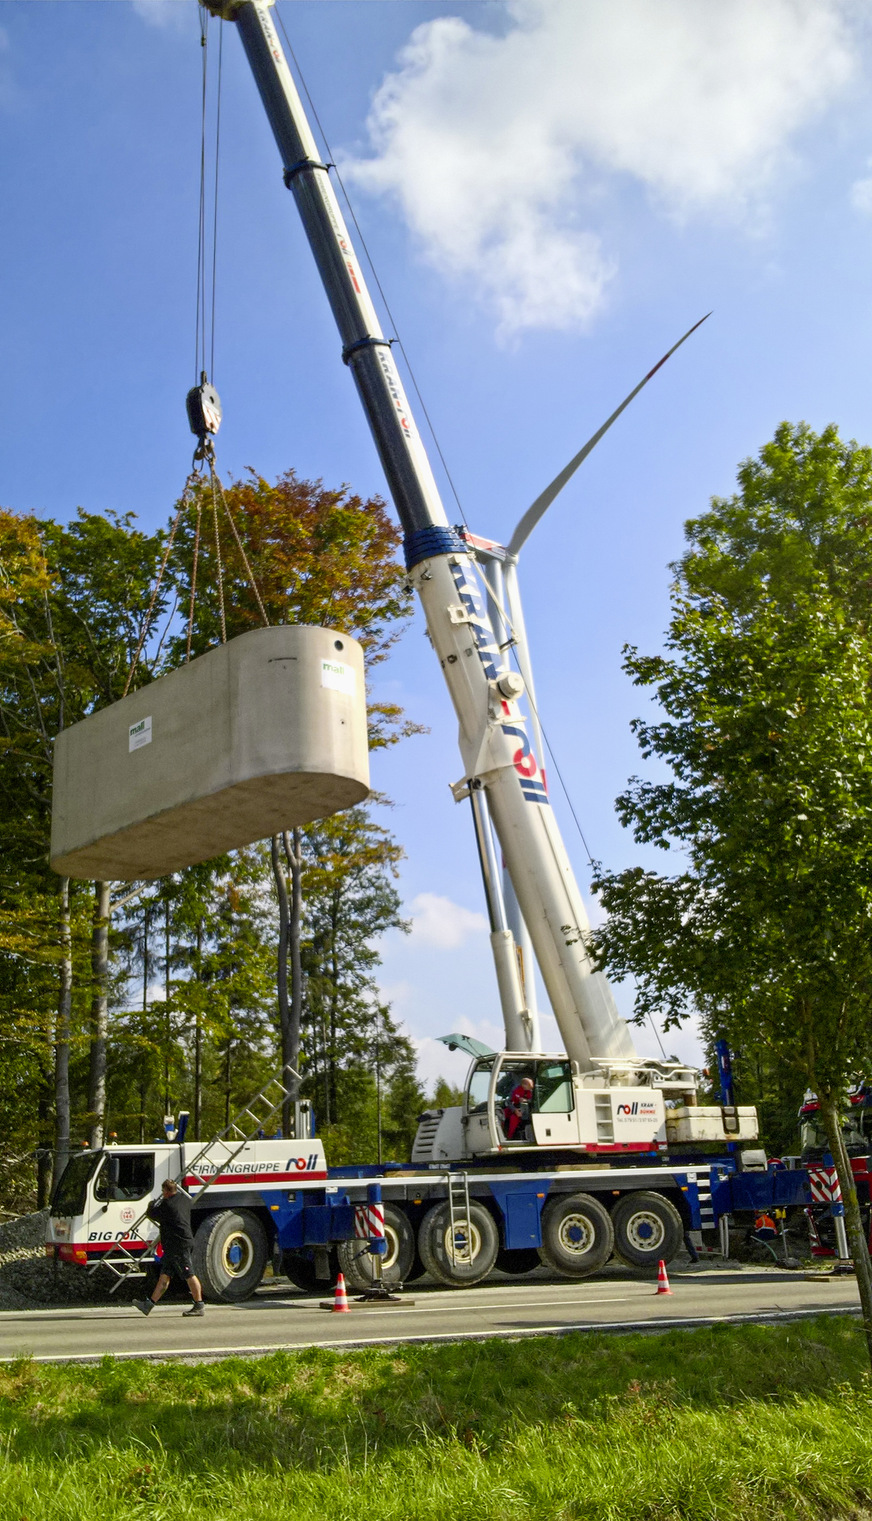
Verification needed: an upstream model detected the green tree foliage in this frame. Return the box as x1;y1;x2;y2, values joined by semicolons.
0;464;422;1200
0;508;166;1197
299;808;412;1162
589;422;872;1362
430;1077;464;1109
166;468;416;744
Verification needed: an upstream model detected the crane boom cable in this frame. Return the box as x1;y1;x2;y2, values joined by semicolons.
210;19;223;382
470;556;597;867
186;496;203;663
195;3;223;384
213;470;270;628
123;481;197;697
209;469;227;643
195;5;209;381
470;557;670;1060
273;3;470;529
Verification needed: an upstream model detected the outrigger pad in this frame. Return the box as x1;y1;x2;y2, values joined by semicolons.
50;625;369;880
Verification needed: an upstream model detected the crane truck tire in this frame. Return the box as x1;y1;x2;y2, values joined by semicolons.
280;1248;338;1294
418;1200;499;1286
538;1193;614;1278
192;1209;269;1302
337;1204;416;1291
610;1192;684;1271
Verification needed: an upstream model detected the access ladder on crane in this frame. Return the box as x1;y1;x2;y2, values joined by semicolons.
92;1069;296;1290
444;1170;474;1269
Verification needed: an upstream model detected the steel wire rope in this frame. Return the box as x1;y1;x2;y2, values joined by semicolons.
471;555;670;1061
210;19;223;384
194;4;223;382
273;4;470;529
186;495;203;662
212;468;270;629
195;4;209;382
123;477;199;697
210;468;227;644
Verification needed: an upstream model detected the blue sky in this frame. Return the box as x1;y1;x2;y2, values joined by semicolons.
2;0;872;1091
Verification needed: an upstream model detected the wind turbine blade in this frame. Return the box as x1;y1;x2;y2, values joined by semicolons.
506;313;710;558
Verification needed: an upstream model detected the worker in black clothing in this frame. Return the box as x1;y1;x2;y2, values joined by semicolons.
134;1178;205;1317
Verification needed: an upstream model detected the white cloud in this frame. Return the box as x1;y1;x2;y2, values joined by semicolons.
344;0;858;337
130;0;190;32
851;163;872;215
408;891;488;949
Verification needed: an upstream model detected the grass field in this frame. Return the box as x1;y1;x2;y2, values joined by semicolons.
0;1315;870;1520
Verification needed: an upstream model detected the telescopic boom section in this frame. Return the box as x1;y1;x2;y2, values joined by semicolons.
210;0;638;1070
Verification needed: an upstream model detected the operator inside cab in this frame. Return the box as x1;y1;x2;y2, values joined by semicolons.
504;1075;535;1141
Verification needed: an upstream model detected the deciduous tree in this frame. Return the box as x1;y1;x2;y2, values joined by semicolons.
590;423;872;1363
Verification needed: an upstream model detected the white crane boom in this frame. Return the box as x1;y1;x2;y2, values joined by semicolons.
205;0;637;1069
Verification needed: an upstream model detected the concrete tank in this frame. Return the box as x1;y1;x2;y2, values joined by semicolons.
50;625;369;880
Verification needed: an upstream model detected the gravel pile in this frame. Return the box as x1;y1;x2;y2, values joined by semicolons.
0;1211;142;1309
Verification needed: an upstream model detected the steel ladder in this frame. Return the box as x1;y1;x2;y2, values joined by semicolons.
91;1068;296;1289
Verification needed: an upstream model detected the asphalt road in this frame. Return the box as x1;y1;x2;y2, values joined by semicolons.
0;1266;860;1364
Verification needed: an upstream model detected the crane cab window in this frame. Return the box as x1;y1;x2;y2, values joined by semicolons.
533;1061;574;1114
496;1060;573;1114
467;1059;495;1114
93;1153;155;1203
50;1152;100;1218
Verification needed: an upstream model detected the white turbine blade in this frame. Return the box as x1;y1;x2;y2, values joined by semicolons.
506;313;710;558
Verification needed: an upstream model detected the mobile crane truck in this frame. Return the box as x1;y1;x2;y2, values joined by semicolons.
47;0;815;1299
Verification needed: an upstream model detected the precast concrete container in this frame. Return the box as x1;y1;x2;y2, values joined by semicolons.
50;625;369;880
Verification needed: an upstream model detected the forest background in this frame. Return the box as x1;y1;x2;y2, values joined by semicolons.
0;466;463;1212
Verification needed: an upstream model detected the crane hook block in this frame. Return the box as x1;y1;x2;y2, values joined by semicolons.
186;372;222;440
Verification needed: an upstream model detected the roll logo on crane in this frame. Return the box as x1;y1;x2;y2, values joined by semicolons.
448;559;548;805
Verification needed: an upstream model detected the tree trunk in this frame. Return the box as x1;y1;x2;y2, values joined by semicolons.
328;888;340;1127
36;1082;53;1209
283;829;303;1103
194;920;203;1140
87;880;111;1149
163;898;171;1116
54;876;72;1180
270;833;292;1135
819;1091;872;1368
139;902;149;1143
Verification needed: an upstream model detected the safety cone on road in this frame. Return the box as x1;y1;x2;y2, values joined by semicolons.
332;1273;350;1313
655;1259;672;1295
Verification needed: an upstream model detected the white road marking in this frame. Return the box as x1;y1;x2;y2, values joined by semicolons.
2;1304;861;1364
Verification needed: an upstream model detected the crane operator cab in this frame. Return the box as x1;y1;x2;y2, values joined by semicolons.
411;1037;759;1164
462;1052;651;1155
464;1056;580;1150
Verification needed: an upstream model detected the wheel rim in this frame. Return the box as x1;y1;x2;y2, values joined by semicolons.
623;1209;666;1254
359;1224;399;1279
221;1231;254;1278
556;1212;597;1257
442;1217;481;1267
382;1224;400;1272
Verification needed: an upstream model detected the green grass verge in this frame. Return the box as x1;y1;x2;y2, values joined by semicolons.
0;1316;870;1520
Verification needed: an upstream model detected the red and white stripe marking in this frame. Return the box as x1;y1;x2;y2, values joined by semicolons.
808;1166;842;1204
354;1204;385;1241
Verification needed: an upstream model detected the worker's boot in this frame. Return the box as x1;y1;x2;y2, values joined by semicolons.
133;1298;154;1316
182;1301;205;1316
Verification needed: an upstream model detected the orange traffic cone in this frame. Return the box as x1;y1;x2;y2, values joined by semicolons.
655;1259;672;1295
332;1272;350;1313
